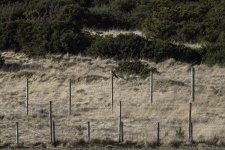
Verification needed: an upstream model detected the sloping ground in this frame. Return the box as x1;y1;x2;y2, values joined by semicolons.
0;52;224;149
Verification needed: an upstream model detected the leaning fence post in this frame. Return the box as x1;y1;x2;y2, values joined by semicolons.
26;78;29;115
157;122;160;146
87;121;90;142
191;67;195;102
16;122;19;144
52;120;55;144
49;101;52;143
68;79;72;115
150;70;153;104
189;103;192;141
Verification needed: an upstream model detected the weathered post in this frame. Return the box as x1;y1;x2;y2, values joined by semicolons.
68;79;72;115
118;123;120;142
52;120;55;144
189;103;192;140
49;101;52;143
87;121;90;142
16;122;19;144
119;101;122;124
121;121;124;142
191;67;195;102
111;71;118;112
118;101;122;142
157;122;160;146
26;78;29;115
190;122;193;143
150;70;153;104
111;71;114;112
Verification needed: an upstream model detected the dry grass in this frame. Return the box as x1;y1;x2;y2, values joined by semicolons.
83;28;145;38
84;29;202;49
0;51;224;149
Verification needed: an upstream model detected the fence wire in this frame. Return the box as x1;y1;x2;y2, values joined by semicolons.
0;70;225;145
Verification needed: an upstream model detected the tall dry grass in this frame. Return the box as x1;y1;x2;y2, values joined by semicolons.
0;51;224;148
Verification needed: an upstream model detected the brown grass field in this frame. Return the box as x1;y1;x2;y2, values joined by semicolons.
0;51;225;149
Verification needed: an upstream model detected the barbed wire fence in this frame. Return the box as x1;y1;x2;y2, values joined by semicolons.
0;66;224;146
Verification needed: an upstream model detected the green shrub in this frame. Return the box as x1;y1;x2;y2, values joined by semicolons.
115;61;150;78
86;34;202;64
202;43;225;66
1;0;225;66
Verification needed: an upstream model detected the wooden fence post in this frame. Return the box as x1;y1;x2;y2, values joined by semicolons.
26;78;29;115
118;101;122;142
191;67;195;102
49;101;52;143
121;121;124;142
68;79;72;115
189;102;192;141
111;72;114;112
16;122;19;144
52;120;55;144
87;121;90;142
190;122;193;143
150;71;153;104
119;101;122;124
157;122;160;146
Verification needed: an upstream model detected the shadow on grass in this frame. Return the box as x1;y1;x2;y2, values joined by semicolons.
2;139;225;149
0;63;43;72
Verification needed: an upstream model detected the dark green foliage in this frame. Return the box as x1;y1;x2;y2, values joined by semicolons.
0;54;5;68
115;61;150;78
0;0;225;66
141;0;225;44
0;0;91;56
1;0;225;43
202;43;225;66
87;34;202;64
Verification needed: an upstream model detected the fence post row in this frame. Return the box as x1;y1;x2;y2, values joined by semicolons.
26;78;29;115
4;66;200;146
16;122;19;145
150;70;153;104
49;101;53;143
191;67;195;102
68;79;72;115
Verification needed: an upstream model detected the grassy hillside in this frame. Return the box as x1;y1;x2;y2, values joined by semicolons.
0;52;225;148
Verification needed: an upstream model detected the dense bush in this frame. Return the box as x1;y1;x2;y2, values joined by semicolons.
115;61;150;78
0;0;225;66
202;43;225;66
0;0;91;56
87;34;202;64
0;20;91;56
1;0;225;44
